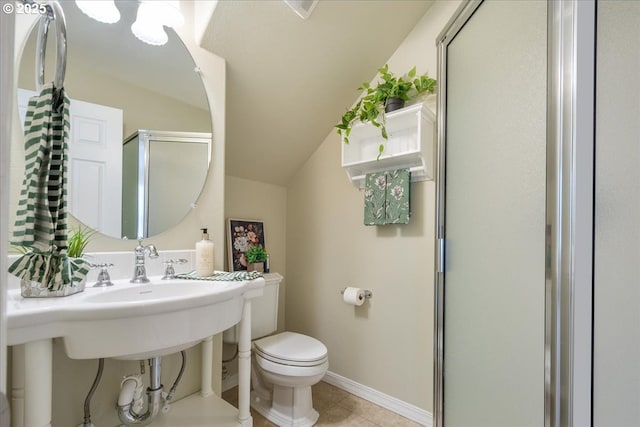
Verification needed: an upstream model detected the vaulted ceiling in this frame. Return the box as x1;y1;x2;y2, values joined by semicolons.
56;0;434;186
199;1;434;185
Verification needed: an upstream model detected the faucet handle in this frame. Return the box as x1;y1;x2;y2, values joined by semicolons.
146;244;159;259
90;263;114;287
162;259;188;280
136;240;159;258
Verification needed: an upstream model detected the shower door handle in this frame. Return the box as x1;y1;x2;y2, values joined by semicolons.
437;238;445;274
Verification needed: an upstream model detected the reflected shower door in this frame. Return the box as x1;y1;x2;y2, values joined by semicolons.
441;1;547;425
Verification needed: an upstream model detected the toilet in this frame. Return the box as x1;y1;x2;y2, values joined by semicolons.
223;273;329;427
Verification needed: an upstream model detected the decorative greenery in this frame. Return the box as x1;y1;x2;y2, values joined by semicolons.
335;64;436;158
67;225;96;258
245;244;268;264
9;225;96;258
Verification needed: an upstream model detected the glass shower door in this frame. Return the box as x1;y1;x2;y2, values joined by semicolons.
593;1;640;425
440;1;547;425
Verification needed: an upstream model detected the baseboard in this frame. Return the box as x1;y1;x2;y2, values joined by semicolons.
224;369;432;426
322;371;433;427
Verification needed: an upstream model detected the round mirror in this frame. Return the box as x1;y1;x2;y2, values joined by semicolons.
15;0;212;240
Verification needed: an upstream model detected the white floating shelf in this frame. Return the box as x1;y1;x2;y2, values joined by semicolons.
341;102;435;189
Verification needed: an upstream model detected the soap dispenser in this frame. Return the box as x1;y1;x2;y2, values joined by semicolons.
196;228;215;277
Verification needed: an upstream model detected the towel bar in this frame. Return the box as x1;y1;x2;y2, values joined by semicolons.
350;165;424;183
33;0;67;91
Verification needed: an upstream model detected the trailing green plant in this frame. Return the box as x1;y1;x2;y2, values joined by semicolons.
245;244;268;264
67;225;96;258
335;65;436;158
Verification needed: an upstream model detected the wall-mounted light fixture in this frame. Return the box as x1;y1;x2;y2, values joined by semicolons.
75;0;184;46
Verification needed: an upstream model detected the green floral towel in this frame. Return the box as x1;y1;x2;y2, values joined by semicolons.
385;169;410;224
364;172;387;225
364;169;411;226
175;270;263;281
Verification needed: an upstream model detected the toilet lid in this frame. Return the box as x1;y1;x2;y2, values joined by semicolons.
254;332;327;365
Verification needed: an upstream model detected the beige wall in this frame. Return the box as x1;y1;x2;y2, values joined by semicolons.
9;2;227;425
222;176;287;379
224;175;287;332
285;1;460;412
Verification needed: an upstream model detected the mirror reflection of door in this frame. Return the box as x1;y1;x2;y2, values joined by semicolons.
17;88;123;236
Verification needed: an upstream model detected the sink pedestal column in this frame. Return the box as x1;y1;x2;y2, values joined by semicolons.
11;339;53;427
201;336;214;397
238;300;252;427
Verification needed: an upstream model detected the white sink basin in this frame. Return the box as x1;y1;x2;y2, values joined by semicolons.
82;280;237;304
6;276;265;360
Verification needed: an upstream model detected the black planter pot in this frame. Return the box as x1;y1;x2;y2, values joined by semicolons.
385;97;405;113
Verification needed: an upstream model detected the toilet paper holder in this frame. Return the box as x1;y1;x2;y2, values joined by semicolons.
340;288;373;299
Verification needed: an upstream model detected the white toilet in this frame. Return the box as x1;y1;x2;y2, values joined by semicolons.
223;273;329;427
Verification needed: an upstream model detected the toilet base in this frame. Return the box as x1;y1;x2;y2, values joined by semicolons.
250;385;319;427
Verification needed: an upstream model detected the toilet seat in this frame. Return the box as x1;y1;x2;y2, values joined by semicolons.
254;332;328;367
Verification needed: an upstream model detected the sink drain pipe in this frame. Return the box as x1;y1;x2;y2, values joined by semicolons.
117;357;164;426
117;351;187;425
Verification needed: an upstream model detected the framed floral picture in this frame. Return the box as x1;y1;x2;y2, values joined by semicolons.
227;218;266;271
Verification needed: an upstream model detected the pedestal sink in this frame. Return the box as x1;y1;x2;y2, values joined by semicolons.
7;276;262;360
7;273;265;426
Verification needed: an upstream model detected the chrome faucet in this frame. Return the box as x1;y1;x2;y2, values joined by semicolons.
131;240;159;283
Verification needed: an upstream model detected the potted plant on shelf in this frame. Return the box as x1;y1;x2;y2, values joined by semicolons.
335;64;436;159
245;245;268;273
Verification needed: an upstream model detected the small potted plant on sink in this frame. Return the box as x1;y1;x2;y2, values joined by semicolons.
11;224;95;297
335;64;436;158
245;244;268;273
67;224;96;259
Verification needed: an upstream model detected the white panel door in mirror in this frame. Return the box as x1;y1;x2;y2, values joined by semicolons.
17;89;123;236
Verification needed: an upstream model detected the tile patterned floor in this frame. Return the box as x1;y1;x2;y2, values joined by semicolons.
222;381;423;427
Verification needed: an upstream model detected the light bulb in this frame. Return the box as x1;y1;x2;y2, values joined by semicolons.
75;0;120;24
131;2;168;46
138;0;184;28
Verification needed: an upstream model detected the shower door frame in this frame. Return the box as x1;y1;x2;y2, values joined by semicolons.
433;1;596;426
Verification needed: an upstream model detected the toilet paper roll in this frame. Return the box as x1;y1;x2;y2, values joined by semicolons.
343;287;365;306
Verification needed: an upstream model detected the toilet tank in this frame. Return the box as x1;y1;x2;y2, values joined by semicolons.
223;272;282;343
